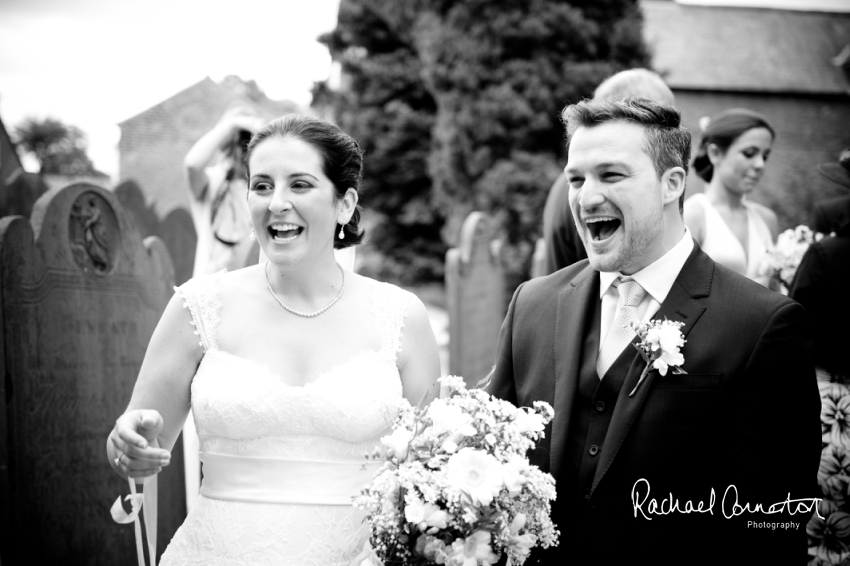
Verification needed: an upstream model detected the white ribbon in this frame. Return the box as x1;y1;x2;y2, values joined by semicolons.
111;476;158;566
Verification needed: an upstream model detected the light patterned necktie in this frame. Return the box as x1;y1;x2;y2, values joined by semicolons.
596;278;647;379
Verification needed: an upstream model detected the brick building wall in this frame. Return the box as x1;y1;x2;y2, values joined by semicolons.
119;78;237;217
118;77;299;217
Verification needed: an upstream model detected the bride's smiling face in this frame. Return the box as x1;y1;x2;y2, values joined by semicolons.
247;136;344;267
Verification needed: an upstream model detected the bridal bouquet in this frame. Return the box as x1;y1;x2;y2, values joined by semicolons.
758;225;827;288
356;376;559;566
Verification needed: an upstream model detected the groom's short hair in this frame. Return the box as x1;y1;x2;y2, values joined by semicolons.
562;97;691;184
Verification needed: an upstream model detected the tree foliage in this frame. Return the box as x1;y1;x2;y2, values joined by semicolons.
316;0;445;284
13;117;104;176
317;0;650;289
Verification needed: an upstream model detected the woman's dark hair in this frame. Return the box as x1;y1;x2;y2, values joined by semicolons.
692;108;775;182
244;114;365;249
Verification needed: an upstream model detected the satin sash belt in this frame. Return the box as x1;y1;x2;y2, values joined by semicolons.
200;452;381;505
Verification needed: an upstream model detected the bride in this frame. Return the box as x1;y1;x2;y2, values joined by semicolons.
106;114;441;564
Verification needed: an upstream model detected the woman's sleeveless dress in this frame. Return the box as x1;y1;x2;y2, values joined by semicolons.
159;272;414;565
685;193;773;286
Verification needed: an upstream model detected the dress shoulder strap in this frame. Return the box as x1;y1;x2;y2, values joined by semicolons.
173;271;225;351
369;280;418;362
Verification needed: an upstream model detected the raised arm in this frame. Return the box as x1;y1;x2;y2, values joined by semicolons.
397;296;441;407
106;291;204;481
184;107;265;201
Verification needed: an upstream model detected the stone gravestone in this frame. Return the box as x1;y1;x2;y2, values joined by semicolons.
116;180;198;287
159;207;197;286
445;212;505;388
0;183;185;564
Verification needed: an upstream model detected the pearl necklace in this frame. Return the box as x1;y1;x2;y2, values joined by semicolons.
263;260;345;318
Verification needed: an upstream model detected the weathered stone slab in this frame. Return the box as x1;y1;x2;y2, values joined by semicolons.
0;183;185;564
445;212;505;388
116;180;197;286
159;207;197;286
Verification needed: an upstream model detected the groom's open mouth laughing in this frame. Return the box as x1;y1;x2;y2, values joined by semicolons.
585;216;622;243
268;223;304;243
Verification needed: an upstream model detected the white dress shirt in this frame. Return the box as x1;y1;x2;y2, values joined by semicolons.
598;228;695;348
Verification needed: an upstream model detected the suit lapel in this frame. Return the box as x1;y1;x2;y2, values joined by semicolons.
550;266;599;480
590;244;713;495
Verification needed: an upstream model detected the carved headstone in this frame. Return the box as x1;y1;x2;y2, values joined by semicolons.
0;183;185;564
445;212;505;388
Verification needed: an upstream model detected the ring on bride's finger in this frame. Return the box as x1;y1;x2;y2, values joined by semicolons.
114;455;121;467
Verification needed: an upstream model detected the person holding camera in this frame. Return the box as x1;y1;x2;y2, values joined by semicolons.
184;104;265;277
179;105;266;511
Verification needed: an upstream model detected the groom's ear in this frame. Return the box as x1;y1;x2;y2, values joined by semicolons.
661;167;687;207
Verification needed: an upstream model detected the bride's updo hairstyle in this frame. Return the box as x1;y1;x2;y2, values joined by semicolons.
692;108;775;182
244;114;365;249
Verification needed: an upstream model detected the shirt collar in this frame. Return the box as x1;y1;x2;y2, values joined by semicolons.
599;227;695;303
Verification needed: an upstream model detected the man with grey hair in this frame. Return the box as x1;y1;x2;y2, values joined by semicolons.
542;69;676;274
490;97;819;564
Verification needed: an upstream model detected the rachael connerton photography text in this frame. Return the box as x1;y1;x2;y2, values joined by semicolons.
631;478;823;520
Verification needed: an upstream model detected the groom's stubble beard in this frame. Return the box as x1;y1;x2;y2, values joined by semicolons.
580;197;665;274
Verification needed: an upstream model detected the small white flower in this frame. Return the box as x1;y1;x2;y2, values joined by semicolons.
514;409;545;434
428;399;477;437
498;401;518;420
415;534;448;563
442;439;459;453
448;531;499;566
502;454;529;495
381;427;413;459
437;375;467;394
629;318;687;396
507;514;538;562
645;323;685;376
532;401;555;421
446;448;503;506
405;496;449;531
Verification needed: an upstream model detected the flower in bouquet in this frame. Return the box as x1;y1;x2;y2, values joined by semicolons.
628;318;687;397
807;498;850;564
821;383;850;450
357;376;559;565
758;224;828;288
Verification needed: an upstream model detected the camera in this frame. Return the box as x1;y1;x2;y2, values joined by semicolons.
238;129;253;153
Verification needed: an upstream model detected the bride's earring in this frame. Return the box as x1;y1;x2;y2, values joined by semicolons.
249;228;256;241
338;224;345;240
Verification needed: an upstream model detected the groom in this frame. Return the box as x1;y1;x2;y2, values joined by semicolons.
488;98;821;564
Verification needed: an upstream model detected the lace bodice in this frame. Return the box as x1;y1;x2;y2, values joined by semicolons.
159;271;415;566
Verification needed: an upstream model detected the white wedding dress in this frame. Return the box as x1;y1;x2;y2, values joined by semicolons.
159;271;412;566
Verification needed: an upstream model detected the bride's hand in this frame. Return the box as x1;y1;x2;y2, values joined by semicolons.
108;409;171;480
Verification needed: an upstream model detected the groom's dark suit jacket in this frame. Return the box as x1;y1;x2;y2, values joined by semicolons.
489;243;821;565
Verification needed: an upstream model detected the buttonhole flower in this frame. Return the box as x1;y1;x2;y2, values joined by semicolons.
628;318;687;397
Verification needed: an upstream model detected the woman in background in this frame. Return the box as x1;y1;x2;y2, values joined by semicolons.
107;114;441;565
684;108;779;287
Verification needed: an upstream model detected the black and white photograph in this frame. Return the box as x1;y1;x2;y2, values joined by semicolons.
0;0;848;564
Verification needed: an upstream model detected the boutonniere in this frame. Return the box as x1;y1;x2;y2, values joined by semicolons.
628;318;687;397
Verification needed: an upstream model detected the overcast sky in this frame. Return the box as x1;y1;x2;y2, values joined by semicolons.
2;0;844;180
0;0;341;179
